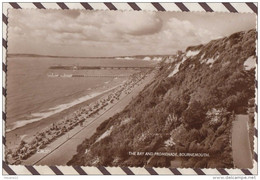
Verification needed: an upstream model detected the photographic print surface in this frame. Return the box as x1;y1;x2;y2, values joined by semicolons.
5;8;256;170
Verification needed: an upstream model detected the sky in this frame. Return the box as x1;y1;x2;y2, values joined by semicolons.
8;9;256;57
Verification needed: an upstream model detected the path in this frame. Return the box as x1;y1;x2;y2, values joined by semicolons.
232;114;253;168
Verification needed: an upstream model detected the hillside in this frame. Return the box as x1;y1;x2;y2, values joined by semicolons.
68;29;256;168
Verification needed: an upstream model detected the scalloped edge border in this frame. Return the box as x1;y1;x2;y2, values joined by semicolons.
2;2;258;175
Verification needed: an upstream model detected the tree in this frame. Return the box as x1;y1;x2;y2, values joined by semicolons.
182;100;206;129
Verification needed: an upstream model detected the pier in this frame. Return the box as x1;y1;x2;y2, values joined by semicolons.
47;74;130;78
72;74;129;78
49;65;153;70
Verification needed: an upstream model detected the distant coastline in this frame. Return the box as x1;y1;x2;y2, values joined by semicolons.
7;53;169;60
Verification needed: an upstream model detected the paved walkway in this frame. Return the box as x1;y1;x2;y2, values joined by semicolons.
232;115;253;168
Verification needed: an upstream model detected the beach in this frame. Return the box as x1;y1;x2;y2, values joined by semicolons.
23;70;155;165
5;56;154;151
6;85;117;150
6;57;153;131
6;69;154;165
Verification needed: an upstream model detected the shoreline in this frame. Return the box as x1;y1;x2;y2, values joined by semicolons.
6;85;120;133
5;85;119;150
21;70;155;165
5;70;154;164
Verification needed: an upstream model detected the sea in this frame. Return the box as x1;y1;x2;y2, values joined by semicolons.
6;56;155;132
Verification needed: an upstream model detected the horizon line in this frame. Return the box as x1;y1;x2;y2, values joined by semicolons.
7;53;176;59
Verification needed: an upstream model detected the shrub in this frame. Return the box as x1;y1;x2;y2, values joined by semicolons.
182;100;206;129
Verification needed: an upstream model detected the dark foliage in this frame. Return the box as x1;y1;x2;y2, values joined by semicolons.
68;29;256;168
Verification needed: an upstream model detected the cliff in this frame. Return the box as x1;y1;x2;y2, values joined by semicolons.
68;29;256;168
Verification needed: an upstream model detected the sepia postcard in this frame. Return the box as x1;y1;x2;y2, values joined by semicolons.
4;7;256;171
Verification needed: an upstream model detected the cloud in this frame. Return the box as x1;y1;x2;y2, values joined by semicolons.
59;10;81;19
75;11;163;42
148;17;221;51
8;10;163;46
7;9;256;57
112;11;163;36
165;18;213;42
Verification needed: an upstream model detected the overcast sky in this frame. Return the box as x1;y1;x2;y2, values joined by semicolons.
8;9;256;57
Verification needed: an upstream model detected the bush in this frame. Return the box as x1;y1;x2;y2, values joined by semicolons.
209;136;226;154
97;118;110;132
182;101;206;129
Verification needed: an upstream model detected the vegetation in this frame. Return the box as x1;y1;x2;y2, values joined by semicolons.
68;29;256;168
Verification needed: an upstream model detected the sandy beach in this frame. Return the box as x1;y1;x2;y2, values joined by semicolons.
5;80;122;151
22;70;155;165
6;70;154;165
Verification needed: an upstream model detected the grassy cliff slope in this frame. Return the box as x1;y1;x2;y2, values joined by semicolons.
68;29;256;168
